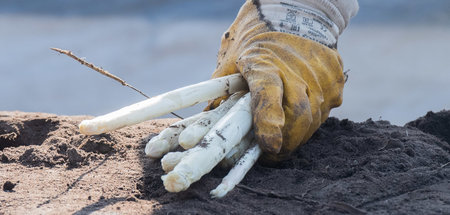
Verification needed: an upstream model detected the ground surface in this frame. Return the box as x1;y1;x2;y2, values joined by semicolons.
1;110;449;214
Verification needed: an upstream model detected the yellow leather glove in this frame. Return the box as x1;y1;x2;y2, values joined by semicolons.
207;0;347;162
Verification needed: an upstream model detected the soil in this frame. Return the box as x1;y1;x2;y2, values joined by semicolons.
1;110;449;214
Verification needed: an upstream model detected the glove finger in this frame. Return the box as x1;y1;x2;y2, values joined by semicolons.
258;80;315;162
281;84;315;159
240;58;285;154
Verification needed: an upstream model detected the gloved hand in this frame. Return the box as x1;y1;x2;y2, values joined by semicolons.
207;0;358;162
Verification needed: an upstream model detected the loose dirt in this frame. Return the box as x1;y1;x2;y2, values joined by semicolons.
1;110;449;214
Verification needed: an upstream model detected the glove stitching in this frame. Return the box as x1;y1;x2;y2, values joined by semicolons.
252;0;276;31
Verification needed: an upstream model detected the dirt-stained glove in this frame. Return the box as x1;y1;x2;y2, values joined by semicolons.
207;0;358;162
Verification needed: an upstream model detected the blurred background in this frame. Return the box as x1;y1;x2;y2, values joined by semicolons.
1;0;449;125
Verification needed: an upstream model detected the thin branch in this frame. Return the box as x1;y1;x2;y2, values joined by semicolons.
51;48;183;119
440;162;450;169
51;48;148;98
329;201;367;215
236;184;320;205
237;185;367;214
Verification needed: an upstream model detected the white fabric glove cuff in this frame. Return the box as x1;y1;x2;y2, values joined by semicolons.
258;0;359;47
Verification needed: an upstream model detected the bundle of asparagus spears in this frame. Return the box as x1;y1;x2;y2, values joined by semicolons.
79;74;261;198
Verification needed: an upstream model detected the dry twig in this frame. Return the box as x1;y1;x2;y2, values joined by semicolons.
440;162;450;169
237;185;367;214
51;47;183;119
236;184;320;205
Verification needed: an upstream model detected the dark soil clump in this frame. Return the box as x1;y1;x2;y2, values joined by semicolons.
3;181;16;192
0;117;59;150
407;110;450;144
78;135;116;154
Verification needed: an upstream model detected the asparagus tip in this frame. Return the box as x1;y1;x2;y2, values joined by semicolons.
210;183;230;198
162;172;190;192
178;129;200;149
161;152;185;173
145;139;170;158
79;120;100;135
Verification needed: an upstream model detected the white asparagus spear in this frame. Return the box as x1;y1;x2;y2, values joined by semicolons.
145;111;206;158
79;74;247;135
178;92;244;150
210;144;262;198
161;130;252;173
161;146;224;174
219;131;254;169
146;91;243;158
161;151;188;173
161;93;252;192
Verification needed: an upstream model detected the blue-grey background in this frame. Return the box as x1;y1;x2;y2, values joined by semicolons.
1;0;449;125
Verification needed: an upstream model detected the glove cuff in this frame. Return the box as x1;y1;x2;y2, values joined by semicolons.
256;0;358;47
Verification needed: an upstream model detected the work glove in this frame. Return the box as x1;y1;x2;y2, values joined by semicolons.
207;0;358;162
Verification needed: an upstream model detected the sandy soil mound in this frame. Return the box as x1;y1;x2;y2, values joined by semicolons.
1;111;449;214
